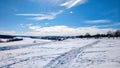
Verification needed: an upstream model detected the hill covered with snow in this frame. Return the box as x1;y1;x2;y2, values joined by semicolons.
0;38;120;68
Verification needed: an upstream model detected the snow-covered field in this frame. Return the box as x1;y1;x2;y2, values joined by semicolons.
0;38;120;68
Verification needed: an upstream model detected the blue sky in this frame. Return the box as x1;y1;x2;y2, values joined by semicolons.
0;0;120;36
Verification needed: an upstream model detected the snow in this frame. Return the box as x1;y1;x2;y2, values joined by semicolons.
0;38;8;42
0;38;120;68
0;38;51;47
70;38;120;68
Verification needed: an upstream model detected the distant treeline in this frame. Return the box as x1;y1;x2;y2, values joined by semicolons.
0;38;23;43
76;30;120;38
0;35;14;39
0;30;120;41
36;30;120;40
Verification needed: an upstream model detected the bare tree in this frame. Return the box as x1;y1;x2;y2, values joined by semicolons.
115;30;120;37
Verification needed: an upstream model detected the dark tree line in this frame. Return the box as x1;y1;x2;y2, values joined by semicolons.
76;30;120;38
0;30;120;42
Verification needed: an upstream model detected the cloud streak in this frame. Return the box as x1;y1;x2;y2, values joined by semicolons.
85;19;111;24
60;0;87;9
16;0;87;21
16;10;63;21
26;25;116;36
0;30;16;35
94;23;120;28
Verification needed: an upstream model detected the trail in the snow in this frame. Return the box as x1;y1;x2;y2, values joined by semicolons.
1;55;50;68
0;42;51;51
0;58;30;68
0;42;53;68
43;40;100;68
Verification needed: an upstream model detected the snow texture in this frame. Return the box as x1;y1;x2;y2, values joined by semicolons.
0;38;120;68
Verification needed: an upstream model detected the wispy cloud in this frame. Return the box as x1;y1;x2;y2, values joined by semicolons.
60;0;87;9
94;23;120;28
29;0;64;6
26;25;116;36
0;30;16;35
85;19;111;24
16;0;87;21
27;24;41;31
16;10;63;21
29;0;86;9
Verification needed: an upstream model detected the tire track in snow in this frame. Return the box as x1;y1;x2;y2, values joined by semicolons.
43;40;100;68
0;42;51;51
0;42;55;68
0;58;30;68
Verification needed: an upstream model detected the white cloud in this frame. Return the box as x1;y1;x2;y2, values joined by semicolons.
27;24;41;31
26;25;116;36
0;30;16;35
16;10;63;21
85;19;111;24
60;0;87;9
29;0;86;9
17;0;87;21
29;0;65;6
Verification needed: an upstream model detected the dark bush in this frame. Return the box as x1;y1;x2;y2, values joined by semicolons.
7;38;23;42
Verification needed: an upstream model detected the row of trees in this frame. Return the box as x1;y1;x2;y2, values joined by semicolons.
76;30;120;38
0;30;120;42
40;30;120;41
0;37;23;43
